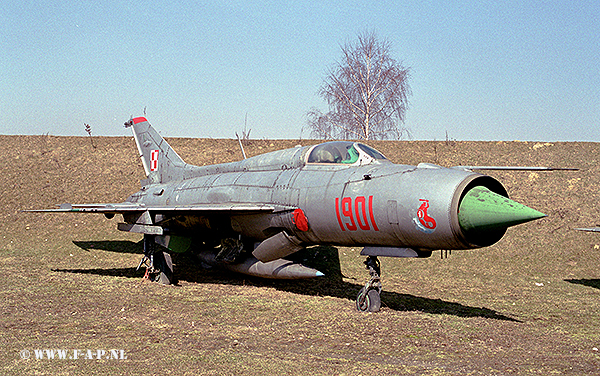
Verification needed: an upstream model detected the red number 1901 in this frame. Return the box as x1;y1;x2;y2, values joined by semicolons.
335;196;379;232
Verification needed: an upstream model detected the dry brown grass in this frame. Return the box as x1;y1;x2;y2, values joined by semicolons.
2;135;600;375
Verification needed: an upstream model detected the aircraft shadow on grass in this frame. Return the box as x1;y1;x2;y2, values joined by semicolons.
72;240;144;254
53;240;519;322
565;278;600;290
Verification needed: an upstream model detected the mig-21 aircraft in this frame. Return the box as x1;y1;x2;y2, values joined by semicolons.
28;117;553;312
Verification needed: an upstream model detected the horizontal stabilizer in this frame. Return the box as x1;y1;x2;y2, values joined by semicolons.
23;203;143;213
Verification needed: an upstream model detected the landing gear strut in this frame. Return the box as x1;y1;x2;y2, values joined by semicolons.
356;256;382;312
137;234;173;285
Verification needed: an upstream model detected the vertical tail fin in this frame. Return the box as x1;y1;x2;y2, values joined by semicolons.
124;117;186;184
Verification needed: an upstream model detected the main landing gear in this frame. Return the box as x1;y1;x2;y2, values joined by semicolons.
356;256;382;312
137;234;174;285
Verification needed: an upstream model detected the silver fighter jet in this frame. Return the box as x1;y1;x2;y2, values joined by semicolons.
28;117;549;312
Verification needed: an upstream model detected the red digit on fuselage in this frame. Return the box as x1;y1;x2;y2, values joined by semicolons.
341;197;357;231
335;197;345;231
354;196;370;230
368;195;379;231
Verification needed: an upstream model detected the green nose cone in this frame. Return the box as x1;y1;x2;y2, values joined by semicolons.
458;186;546;232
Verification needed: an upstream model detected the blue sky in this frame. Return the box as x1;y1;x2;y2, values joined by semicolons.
1;1;599;141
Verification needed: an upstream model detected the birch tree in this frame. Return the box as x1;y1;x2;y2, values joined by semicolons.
308;32;411;140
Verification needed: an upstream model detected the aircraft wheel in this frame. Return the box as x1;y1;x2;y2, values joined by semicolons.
153;251;173;285
356;287;381;312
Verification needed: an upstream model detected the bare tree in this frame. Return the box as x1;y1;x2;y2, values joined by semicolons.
307;31;411;140
84;123;96;149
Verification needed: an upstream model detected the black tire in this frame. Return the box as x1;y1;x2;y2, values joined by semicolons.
154;251;173;285
356;287;381;312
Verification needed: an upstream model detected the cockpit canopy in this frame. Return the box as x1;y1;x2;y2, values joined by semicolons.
306;141;387;166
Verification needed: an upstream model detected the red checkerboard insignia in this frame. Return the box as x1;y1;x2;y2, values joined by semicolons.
150;150;159;171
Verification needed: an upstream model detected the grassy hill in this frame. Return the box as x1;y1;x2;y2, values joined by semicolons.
2;135;599;375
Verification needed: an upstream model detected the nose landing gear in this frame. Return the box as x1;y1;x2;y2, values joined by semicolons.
356;256;382;312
